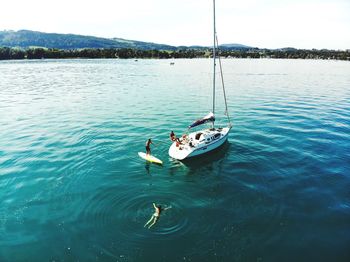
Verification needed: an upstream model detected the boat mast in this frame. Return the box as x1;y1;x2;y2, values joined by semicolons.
212;0;216;119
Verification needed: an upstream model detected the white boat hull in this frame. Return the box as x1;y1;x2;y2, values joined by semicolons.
168;126;231;160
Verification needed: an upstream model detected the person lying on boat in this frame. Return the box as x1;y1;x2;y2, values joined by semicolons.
181;134;189;143
144;203;171;229
145;138;153;155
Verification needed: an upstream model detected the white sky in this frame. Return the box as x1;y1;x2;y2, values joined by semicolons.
1;0;349;49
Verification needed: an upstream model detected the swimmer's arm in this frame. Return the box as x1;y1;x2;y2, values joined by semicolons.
153;203;157;209
164;206;172;210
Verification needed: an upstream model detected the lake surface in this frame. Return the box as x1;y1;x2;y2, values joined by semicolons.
0;58;349;261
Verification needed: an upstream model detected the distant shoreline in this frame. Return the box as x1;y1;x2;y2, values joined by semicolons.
0;47;349;61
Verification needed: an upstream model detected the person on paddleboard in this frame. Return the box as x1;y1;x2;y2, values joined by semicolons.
144;203;171;229
145;138;153;155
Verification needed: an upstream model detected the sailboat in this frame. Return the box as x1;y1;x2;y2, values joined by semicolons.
168;0;232;160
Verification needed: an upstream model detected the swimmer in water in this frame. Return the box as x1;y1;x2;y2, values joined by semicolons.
144;203;171;229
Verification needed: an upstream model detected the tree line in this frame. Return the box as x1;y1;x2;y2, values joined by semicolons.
0;47;349;60
0;47;205;60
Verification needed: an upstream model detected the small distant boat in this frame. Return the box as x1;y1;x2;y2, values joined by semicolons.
170;62;175;65
168;0;232;160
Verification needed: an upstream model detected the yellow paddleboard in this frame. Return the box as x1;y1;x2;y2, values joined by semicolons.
138;152;163;165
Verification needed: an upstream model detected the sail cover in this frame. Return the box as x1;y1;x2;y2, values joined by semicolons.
188;112;215;129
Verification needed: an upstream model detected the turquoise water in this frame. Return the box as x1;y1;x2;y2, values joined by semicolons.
0;58;349;261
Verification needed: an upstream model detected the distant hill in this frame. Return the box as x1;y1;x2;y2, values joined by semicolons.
0;30;177;50
219;43;253;50
277;47;298;52
0;30;252;51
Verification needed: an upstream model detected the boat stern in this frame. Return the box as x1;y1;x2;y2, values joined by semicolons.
168;142;193;160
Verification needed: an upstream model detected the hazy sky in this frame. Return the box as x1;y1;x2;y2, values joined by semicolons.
1;0;349;49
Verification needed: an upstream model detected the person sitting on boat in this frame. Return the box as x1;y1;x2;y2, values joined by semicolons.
170;131;181;143
144;203;171;229
145;138;153;156
170;131;176;141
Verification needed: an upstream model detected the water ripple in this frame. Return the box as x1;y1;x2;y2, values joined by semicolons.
0;59;350;261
